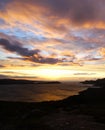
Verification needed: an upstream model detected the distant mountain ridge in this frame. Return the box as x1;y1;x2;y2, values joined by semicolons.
81;78;105;88
0;79;61;84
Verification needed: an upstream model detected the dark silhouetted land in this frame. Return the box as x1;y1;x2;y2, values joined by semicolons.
0;78;105;129
0;79;61;84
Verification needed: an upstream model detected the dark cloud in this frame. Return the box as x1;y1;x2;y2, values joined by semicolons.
11;76;38;79
30;56;61;64
74;73;96;75
0;74;38;79
0;0;13;11
8;55;61;64
0;65;5;68
27;0;105;25
1;71;25;75
0;71;38;78
86;57;102;61
2;0;104;26
84;55;103;61
7;57;26;60
0;71;38;79
0;38;63;64
0;39;40;57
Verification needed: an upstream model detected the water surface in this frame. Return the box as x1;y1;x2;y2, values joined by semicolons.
0;82;89;102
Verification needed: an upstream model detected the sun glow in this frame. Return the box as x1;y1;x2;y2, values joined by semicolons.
36;69;72;80
0;64;105;81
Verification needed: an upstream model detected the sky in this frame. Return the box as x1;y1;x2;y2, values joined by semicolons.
0;0;105;81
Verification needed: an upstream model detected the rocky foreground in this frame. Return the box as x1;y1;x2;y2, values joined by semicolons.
0;78;105;130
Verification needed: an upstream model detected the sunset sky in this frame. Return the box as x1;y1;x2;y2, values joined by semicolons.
0;0;105;81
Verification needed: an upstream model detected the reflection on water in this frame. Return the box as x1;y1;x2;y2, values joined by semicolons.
0;82;88;102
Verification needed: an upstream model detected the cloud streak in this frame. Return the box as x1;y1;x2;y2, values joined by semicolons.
0;38;64;64
74;73;96;75
0;39;40;57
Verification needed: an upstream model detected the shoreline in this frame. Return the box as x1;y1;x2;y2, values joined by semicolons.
0;81;88;103
0;78;105;129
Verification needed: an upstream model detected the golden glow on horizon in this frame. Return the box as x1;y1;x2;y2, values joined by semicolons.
0;64;105;81
35;69;72;80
